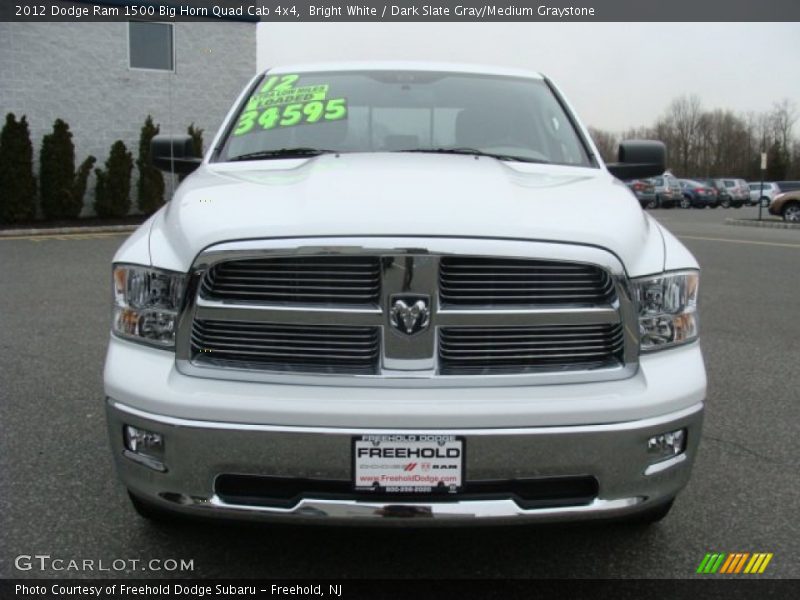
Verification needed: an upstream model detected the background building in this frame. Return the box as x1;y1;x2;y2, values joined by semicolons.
0;20;256;215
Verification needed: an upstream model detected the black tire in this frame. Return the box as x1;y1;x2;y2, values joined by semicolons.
720;198;731;208
760;197;770;208
128;491;181;524
680;196;692;209
783;201;800;223
620;499;675;526
645;197;658;210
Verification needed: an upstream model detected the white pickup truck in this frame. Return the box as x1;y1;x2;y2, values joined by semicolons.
105;62;705;525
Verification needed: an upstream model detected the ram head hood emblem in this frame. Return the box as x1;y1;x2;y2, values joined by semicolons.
389;296;431;335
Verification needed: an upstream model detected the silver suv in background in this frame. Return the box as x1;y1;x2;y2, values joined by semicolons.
720;179;749;207
648;173;681;208
748;182;780;207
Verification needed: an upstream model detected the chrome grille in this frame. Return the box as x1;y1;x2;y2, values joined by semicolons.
439;323;625;375
191;319;380;374
439;257;615;306
200;256;381;305
177;238;638;385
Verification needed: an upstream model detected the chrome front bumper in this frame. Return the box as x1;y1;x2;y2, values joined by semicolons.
107;400;703;524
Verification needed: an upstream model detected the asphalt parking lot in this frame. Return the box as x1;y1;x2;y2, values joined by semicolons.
1;206;798;579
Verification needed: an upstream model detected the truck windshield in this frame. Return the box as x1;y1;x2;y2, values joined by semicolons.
218;70;592;166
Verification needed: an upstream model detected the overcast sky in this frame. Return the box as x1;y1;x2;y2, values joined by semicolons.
257;22;800;132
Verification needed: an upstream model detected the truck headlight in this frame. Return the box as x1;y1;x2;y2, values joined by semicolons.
632;270;699;351
112;264;187;348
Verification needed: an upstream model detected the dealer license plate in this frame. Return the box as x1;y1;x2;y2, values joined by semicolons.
353;434;464;494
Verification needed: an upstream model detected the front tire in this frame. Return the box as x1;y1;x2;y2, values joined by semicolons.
783;201;800;222
645;198;658;209
720;197;731;208
680;196;692;209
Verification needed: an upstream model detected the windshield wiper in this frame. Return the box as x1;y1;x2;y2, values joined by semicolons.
396;147;549;164
229;148;338;162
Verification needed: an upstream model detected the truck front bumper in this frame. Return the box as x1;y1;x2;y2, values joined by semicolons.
106;400;703;524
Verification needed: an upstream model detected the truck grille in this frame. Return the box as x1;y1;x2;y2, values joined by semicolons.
179;241;635;383
191;319;380;374
200;256;381;305
439;323;625;375
439;257;615;306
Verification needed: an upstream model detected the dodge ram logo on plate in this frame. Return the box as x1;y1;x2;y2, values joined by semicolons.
389;295;431;335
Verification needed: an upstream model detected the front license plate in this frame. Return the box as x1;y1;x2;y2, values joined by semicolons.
353;435;465;494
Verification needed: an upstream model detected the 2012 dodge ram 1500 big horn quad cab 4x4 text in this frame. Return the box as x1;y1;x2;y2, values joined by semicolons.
105;63;705;525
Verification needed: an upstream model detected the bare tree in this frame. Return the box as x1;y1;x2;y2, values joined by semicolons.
664;95;703;175
591;95;800;181
587;127;618;163
770;99;797;152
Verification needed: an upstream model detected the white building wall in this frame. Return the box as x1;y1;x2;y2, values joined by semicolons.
0;21;256;215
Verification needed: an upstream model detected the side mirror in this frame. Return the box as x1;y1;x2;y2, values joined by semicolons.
151;135;202;176
606;140;666;180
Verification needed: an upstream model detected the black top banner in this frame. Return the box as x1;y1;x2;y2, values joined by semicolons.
2;0;800;22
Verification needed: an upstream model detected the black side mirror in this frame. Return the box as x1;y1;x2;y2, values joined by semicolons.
606;140;666;180
151;135;202;176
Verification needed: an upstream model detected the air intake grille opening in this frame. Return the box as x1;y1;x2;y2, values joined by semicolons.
440;256;615;306
200;256;381;305
214;474;599;510
439;323;625;375
191;320;380;374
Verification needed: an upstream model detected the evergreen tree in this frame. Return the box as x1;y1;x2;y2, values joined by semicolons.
187;122;204;157
136;115;165;214
0;113;37;224
94;141;133;218
39;119;96;219
40;119;74;219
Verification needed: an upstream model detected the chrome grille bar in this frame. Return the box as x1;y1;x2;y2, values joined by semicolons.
201;256;381;305
440;256;615;306
191;320;380;374
440;324;625;374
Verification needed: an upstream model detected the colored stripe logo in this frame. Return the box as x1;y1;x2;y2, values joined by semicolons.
697;552;773;574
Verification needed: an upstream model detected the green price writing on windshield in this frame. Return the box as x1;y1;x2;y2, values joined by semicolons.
233;98;347;136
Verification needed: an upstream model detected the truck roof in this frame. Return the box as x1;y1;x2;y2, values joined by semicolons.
264;61;545;80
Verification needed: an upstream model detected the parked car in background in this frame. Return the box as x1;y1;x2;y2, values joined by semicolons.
649;174;680;208
768;189;800;222
774;181;800;194
679;179;718;208
701;179;744;208
624;178;657;209
721;179;749;207
748;182;780;207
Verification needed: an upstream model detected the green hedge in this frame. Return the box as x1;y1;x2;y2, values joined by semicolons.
0;113;37;223
94;140;133;218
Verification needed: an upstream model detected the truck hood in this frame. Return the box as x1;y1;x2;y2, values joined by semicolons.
147;153;665;275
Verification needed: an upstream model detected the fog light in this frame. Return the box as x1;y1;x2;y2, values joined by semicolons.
647;428;686;460
123;425;166;472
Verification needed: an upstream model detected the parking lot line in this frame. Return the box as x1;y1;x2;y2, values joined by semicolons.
678;235;800;249
0;232;128;242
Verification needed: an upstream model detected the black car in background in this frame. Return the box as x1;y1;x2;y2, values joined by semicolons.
679;179;719;208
